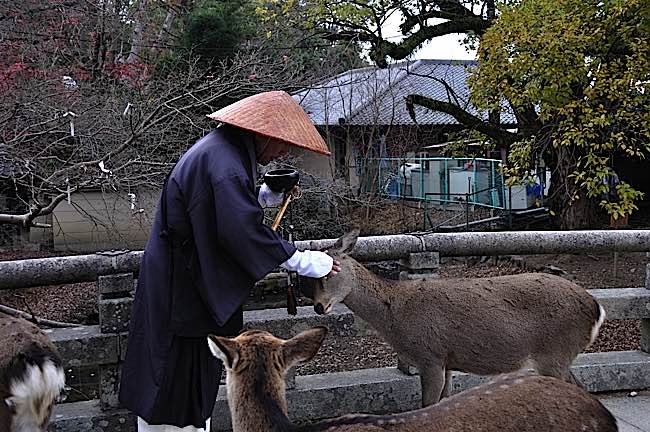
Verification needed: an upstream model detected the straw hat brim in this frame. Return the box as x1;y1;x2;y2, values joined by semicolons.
207;91;330;156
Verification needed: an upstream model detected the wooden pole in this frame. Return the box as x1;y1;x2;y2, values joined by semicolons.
271;194;293;231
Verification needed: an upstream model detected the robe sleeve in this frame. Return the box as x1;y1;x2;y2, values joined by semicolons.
193;174;296;282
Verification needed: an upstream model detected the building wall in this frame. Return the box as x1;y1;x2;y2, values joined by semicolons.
289;147;336;180
23;146;345;252
30;189;160;252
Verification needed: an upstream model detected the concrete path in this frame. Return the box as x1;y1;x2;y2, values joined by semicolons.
599;391;650;432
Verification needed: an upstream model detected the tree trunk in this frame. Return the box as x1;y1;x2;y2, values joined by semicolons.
126;0;149;63
554;187;598;229
150;3;178;60
547;147;599;229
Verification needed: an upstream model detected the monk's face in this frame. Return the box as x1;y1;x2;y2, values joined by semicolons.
254;135;289;165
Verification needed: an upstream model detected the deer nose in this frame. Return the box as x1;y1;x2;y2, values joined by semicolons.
314;303;325;315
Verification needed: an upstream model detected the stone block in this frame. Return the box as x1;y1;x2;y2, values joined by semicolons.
599;394;650;431
641;319;650;353
119;332;129;362
589;288;650;320
399;252;440;271
97;273;134;296
573;350;650;392
51;400;134;432
99;298;133;333
99;364;121;410
449;372;491;394
243;304;356;339
47;326;119;367
400;271;440;280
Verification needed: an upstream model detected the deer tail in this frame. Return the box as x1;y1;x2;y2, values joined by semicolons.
588;303;606;347
5;345;65;429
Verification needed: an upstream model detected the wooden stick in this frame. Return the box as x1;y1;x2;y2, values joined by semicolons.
269;190;298;315
0;304;80;328
271;194;293;231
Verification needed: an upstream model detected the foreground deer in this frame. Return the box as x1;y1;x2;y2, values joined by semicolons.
307;230;606;406
0;313;65;432
208;326;617;432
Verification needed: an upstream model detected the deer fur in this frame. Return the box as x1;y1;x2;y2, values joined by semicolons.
308;229;606;406
207;326;617;432
0;313;65;432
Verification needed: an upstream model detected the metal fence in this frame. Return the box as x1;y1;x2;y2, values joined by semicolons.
374;157;506;209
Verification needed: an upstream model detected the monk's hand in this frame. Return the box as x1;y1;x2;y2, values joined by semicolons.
289;185;302;199
258;183;284;208
327;259;342;278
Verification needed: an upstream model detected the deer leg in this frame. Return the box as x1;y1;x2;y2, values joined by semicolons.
567;370;585;388
419;364;446;407
440;369;453;399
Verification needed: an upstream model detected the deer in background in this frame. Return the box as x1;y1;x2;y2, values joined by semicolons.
207;326;618;432
307;229;606;406
0;312;65;432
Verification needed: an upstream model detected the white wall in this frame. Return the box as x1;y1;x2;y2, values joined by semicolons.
30;189;159;252
289;147;335;180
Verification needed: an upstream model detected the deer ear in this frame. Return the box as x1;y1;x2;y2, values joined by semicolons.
208;335;240;369
282;326;328;368
330;229;359;255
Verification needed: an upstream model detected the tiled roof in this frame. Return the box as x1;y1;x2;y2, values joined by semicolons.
293;59;516;127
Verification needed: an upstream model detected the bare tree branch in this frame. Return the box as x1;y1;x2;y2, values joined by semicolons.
405;94;518;147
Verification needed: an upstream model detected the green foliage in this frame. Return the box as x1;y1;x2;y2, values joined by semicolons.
251;0;367;74
471;0;650;219
181;0;255;63
268;0;375;30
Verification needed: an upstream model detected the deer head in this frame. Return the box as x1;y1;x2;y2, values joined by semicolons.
308;229;359;315
207;327;328;432
208;327;327;375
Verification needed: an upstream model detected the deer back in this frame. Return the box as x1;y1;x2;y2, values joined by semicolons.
332;262;600;373
302;372;617;432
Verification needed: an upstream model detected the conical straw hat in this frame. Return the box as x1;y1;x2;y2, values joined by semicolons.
207;91;330;156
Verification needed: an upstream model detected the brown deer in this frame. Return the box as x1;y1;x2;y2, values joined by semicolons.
207;326;618;432
307;230;606;406
0;313;65;432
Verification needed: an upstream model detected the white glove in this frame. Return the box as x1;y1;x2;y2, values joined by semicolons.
281;250;333;278
258;183;284;208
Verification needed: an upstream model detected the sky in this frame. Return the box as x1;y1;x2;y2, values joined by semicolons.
413;34;477;60
381;13;477;61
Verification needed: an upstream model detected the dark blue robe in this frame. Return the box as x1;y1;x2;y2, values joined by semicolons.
119;126;296;427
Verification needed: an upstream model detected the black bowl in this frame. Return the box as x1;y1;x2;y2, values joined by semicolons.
263;169;299;193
